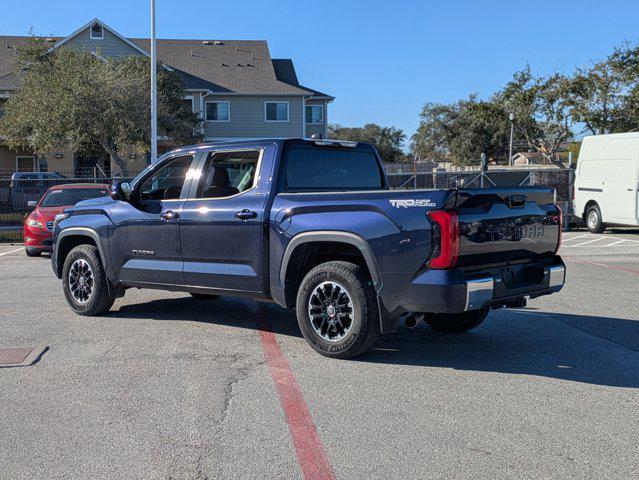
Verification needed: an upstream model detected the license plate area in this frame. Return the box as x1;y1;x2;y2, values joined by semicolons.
501;264;545;289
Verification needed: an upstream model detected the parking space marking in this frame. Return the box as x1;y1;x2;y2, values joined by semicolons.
566;256;639;276
0;247;23;257
567;237;607;247
606;239;627;246
247;301;336;480
561;234;590;243
561;234;639;248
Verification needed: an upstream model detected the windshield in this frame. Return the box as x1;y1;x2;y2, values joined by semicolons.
282;148;384;192
41;188;109;207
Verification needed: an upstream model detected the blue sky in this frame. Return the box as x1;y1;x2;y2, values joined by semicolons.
3;0;639;143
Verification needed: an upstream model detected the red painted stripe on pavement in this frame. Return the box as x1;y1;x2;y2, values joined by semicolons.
566;256;639;275
247;301;336;480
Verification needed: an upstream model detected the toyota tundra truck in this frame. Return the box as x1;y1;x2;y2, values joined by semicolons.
51;138;565;358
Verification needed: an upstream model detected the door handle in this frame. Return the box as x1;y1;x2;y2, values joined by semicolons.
161;210;180;221
235;209;257;220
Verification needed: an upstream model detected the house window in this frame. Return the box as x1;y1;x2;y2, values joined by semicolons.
265;101;289;122
181;97;195;113
205;101;230;122
38;156;48;172
305;105;323;124
16;156;36;172
90;23;104;39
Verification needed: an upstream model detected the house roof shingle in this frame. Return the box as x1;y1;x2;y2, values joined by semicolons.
0;32;332;99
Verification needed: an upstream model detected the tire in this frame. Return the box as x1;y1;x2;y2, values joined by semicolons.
425;307;490;334
189;292;221;300
62;244;115;316
25;248;41;257
296;261;380;359
586;204;605;233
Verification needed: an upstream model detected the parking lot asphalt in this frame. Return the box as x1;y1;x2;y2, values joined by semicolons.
1;230;639;479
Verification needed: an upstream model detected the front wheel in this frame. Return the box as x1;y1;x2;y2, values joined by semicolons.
296;261;380;359
62;244;115;316
425;307;490;333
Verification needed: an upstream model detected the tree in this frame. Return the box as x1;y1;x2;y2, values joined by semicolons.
566;43;639;134
410;96;511;165
496;68;573;165
328;123;406;163
0;38;201;175
410;100;463;162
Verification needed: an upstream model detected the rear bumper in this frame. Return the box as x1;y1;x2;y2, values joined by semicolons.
465;264;564;311
384;257;565;318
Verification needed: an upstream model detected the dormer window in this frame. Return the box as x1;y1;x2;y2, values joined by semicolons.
90;23;104;40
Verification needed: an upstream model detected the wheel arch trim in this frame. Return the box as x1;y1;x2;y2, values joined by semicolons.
55;227;107;276
279;230;383;292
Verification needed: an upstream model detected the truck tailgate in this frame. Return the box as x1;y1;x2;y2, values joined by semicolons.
452;187;561;268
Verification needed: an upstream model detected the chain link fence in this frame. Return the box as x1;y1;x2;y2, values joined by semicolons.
0;171;140;243
0;167;575;243
384;166;575;225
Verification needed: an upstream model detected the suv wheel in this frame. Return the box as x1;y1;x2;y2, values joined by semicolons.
425;307;490;333
62;244;115;315
296;261;379;359
586;204;605;233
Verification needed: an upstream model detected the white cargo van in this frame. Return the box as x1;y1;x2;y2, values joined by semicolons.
574;132;639;233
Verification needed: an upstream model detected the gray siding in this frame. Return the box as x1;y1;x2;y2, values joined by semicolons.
65;27;142;58
203;96;304;139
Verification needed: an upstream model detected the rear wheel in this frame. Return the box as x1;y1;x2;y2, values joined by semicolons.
586;204;605;233
62;244;115;316
425;307;490;333
296;261;380;359
189;292;221;300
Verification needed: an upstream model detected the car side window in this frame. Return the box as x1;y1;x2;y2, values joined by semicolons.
137;155;193;202
195;150;260;199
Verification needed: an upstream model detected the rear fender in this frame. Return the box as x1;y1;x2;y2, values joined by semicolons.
277;230;401;334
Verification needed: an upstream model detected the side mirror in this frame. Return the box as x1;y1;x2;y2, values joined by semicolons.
110;181;132;201
27;200;38;209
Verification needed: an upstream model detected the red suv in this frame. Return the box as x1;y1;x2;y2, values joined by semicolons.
24;183;110;256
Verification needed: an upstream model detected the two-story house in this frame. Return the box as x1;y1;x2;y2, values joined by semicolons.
0;18;333;176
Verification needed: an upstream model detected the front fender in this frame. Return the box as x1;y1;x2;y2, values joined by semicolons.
52;206;114;282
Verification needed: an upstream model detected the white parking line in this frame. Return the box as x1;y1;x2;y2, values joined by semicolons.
562;234;639;248
0;247;23;257
604;239;627;247
568;237;607;247
561;234;591;243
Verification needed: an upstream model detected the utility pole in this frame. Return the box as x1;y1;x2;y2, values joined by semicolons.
508;112;515;166
150;0;158;163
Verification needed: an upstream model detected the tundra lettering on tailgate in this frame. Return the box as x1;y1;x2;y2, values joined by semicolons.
480;222;545;242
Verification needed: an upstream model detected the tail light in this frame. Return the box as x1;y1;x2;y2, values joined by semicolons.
427;210;460;269
555;205;563;253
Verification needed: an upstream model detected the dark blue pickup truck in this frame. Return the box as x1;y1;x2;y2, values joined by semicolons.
52;139;565;358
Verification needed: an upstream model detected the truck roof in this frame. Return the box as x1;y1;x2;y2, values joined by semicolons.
171;138;367;155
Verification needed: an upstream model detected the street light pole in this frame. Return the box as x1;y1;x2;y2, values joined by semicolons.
150;0;158;164
508;112;515;166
